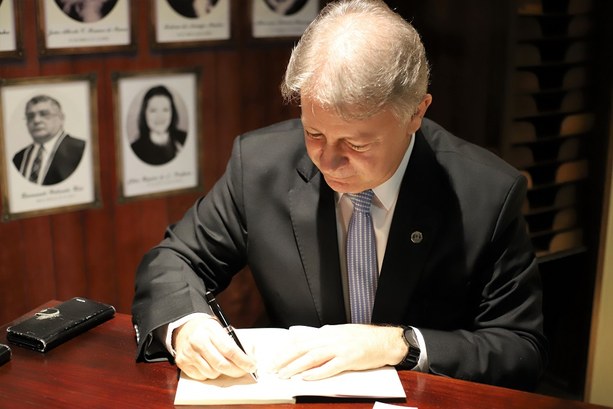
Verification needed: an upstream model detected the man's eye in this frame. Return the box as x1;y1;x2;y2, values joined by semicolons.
306;131;322;139
348;143;368;152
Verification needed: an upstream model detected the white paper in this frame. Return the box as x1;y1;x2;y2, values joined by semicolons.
174;327;407;405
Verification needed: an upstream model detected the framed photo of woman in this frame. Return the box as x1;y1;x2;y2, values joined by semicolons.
0;0;23;58
113;68;201;201
152;0;233;49
0;74;101;220
37;0;134;55
250;0;320;40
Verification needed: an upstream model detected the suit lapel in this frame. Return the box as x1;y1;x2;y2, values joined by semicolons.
288;153;346;325
372;130;446;324
42;132;68;185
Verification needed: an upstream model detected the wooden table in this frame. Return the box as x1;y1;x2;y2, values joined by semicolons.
0;302;610;409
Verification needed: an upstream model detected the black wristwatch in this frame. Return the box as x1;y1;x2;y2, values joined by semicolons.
397;326;421;370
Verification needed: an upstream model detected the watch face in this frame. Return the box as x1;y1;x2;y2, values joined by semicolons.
404;327;419;347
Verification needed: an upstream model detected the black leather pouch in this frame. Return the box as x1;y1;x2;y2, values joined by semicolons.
0;343;10;366
6;297;115;352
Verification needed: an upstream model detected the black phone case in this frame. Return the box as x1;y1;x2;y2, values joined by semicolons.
0;344;10;366
6;297;115;352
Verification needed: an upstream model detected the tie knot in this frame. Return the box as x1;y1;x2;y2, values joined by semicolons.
348;189;374;213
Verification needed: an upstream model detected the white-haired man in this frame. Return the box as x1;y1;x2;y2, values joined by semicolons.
132;0;547;391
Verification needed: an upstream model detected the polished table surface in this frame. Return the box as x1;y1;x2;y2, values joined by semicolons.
0;301;610;409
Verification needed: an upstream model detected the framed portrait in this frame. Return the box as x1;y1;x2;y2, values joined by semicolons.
36;0;134;56
113;69;201;201
152;0;232;49
0;75;101;221
251;0;320;39
0;0;23;58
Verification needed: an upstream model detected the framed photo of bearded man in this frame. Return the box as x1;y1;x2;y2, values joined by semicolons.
0;74;101;221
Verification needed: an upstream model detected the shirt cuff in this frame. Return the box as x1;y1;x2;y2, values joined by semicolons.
163;312;212;356
411;326;429;372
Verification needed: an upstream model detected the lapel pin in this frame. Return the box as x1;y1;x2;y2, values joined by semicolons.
410;231;423;244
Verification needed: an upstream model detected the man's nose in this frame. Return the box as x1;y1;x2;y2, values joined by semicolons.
318;143;345;171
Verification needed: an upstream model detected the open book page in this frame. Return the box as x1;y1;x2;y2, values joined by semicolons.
174;327;407;405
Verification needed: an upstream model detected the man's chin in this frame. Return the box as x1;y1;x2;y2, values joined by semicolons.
323;176;360;193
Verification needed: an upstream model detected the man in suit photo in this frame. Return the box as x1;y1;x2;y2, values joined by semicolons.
132;0;547;391
12;95;86;186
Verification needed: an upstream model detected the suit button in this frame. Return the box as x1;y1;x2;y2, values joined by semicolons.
411;231;423;244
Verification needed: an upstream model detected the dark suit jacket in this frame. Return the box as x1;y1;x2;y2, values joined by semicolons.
12;134;86;185
132;118;547;390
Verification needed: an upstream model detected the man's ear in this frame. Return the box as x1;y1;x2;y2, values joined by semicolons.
407;94;433;133
414;94;432;120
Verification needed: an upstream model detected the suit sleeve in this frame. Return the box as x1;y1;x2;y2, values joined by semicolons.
419;174;548;391
131;136;248;361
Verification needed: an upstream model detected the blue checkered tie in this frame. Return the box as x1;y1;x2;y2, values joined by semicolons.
347;189;378;324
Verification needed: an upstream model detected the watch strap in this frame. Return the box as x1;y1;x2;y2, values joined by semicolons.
397;326;421;370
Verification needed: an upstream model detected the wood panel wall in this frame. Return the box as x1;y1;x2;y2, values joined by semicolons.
0;1;301;326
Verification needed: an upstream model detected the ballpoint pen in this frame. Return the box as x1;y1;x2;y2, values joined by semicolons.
205;291;258;382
